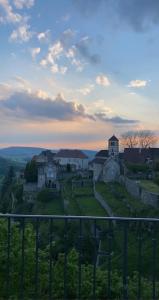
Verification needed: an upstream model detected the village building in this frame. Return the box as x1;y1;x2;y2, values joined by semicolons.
90;135;120;182
123;148;159;165
54;149;88;170
33;150;61;191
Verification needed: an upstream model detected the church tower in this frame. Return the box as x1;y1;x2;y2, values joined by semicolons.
108;135;119;157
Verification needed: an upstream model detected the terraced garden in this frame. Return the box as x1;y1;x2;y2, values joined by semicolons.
62;178;107;217
95;181;152;217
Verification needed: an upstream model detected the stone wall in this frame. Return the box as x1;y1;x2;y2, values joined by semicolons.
119;175;159;207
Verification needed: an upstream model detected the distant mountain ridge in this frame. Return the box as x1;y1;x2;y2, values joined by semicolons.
0;146;96;160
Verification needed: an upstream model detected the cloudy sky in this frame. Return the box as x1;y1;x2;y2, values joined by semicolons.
0;0;159;150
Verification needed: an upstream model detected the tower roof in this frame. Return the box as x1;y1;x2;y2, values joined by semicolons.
109;135;119;141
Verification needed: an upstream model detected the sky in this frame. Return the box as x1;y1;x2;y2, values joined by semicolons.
0;0;159;150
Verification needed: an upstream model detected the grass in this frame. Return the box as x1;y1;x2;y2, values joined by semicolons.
140;180;159;194
96;181;147;217
77;196;107;217
33;194;64;215
62;179;107;217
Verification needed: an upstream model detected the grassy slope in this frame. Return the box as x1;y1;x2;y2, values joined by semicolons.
62;179;107;217
140;180;159;194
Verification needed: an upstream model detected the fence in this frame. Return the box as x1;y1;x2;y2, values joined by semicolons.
0;214;159;299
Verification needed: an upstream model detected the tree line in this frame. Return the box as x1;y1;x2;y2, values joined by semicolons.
121;130;158;148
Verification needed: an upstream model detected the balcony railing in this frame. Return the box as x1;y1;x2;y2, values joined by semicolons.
0;214;159;299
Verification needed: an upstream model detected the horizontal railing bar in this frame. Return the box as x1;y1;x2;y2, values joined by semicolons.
0;213;159;222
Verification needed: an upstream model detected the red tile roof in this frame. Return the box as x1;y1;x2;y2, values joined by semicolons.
55;149;88;159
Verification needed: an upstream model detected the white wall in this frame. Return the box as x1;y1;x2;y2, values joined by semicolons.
55;157;88;169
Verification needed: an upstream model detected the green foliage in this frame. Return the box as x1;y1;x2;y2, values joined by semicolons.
140;180;159;193
126;162;149;173
154;176;159;186
24;160;38;183
0;219;158;299
0;166;15;213
155;161;159;171
37;188;54;203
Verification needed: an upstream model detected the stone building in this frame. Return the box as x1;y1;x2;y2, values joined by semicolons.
34;150;61;191
90;135;120;182
54;149;88;170
108;135;119;157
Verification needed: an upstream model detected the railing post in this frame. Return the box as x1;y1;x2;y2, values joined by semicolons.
78;218;82;300
123;221;128;300
107;219;112;299
152;223;157;300
64;218;68;300
93;219;97;300
49;218;53;300
35;217;39;300
137;221;142;300
6;217;11;300
20;218;25;300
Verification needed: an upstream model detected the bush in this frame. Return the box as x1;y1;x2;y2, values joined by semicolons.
154;176;159;186
37;188;54;202
126;163;149;174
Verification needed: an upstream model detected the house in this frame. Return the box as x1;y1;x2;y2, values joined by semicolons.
54;149;88;170
33;150;60;190
90;135;120;181
89;150;108;181
123;148;159;165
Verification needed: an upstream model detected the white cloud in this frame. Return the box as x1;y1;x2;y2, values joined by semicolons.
96;74;110;86
31;47;41;59
51;64;67;75
13;0;34;9
66;47;76;58
46;41;64;65
0;82;12;99
128;79;147;88
37;30;50;42
10;23;33;42
60;66;68;74
40;59;47;67
71;58;85;72
0;0;22;23
78;84;94;95
92;100;113;114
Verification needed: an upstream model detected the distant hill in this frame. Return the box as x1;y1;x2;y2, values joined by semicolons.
0;147;46;162
0;146;96;161
82;150;96;160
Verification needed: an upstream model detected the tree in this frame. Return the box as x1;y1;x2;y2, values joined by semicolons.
138;130;157;148
24;160;38;183
121;131;138;148
121;130;157;148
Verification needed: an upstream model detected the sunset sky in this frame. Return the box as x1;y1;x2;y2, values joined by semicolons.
0;0;159;150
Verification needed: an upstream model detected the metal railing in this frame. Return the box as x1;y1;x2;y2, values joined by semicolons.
0;214;159;299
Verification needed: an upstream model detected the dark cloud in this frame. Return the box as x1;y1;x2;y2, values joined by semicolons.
76;37;101;64
74;0;159;31
0;90;138;125
95;112;138;124
0;91;94;121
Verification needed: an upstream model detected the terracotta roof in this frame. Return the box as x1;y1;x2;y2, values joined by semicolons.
95;150;108;158
109;135;119;141
55;149;88;159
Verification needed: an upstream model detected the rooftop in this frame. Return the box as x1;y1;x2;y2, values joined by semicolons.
55;149;88;159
